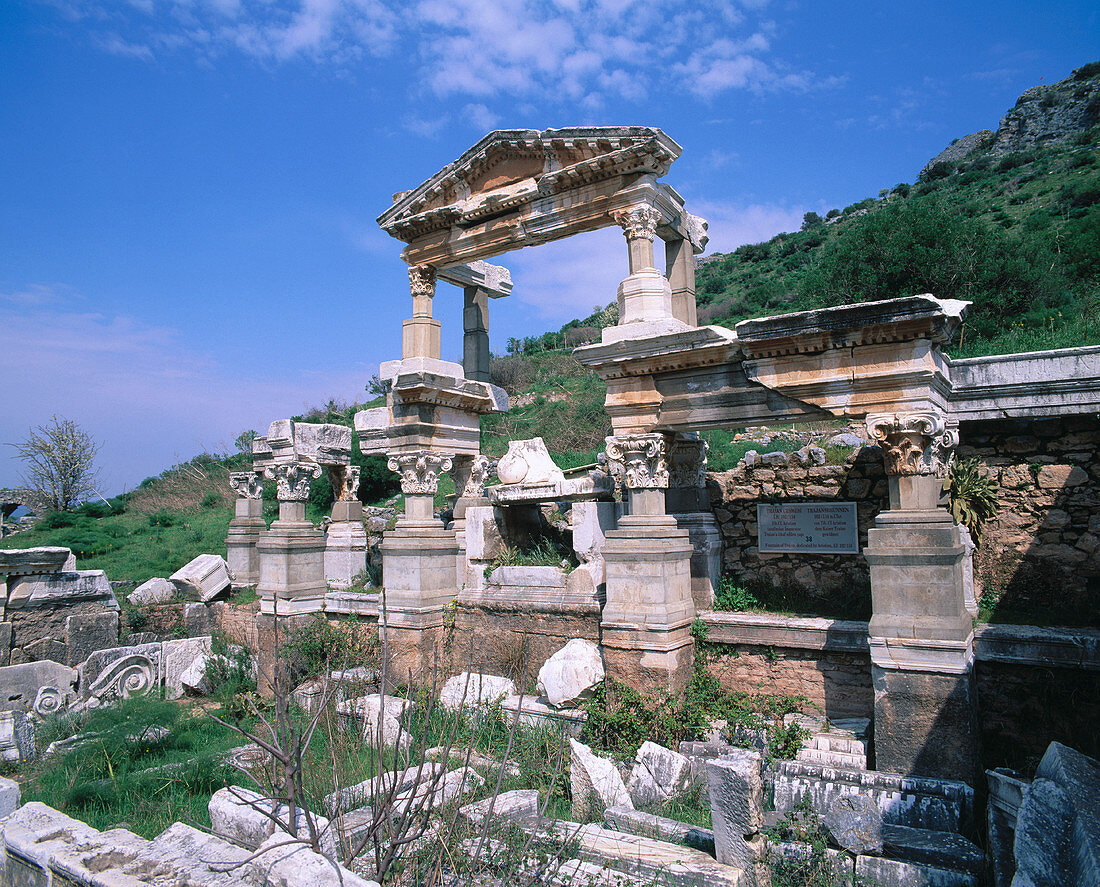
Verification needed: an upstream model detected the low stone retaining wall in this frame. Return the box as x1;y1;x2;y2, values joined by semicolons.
699;611;1100;771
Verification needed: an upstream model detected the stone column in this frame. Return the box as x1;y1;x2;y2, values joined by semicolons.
324;465;368;590
402;264;441;360
257;461;327;616
863;412;980;782
448;454;495;587
611;205;675;327
664;236;698;327
226;470;265;588
667;434;721;611
462;286;490;382
600;433;696;693
380;451;458;679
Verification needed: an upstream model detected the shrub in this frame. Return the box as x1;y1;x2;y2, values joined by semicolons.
200;491;220;509
283;614;380;680
148;509;176;527
946;457;999;540
40;510;78;529
801;211;824;231
922;160;954;181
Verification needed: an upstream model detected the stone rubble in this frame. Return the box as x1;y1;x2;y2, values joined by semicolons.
569;737;633;820
626;740;695;807
536;638;604;708
170;553;232;602
126;576;176;606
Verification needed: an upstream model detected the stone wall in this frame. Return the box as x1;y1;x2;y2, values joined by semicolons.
958;415;1100;623
707;445;887;607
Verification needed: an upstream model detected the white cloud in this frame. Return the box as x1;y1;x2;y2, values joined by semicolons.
462;103;500;133
0;286;370;494
689;199;805;253
45;0;829;107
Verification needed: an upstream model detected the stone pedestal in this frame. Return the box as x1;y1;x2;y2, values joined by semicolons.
226;498;265;588
325;500;368;590
257;500;327;617
602;514;696;694
672;512;721;611
601;435;696;694
863;460;979;783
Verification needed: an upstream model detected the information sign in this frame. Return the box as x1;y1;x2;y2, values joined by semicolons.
756;502;859;554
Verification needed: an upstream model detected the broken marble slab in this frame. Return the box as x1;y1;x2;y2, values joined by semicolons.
126;577;176;606
162;635;212;700
537;638;604;709
80;642;162;705
169;554;231;602
0;547;75;576
570;737;632;821
266;419;352;466
0;659;78;716
5;570;117;610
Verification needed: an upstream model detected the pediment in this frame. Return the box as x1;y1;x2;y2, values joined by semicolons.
379;126;681;242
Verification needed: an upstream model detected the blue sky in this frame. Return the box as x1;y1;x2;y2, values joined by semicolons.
2;0;1097;496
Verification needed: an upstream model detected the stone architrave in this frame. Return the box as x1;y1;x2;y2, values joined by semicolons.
380;450;459;678
257;461;327;617
863;410;978;783
169;554;231;602
600;433;695;693
226;470;265;588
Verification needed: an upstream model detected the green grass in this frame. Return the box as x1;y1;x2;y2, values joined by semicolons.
0;507;232;583
21;695;248;838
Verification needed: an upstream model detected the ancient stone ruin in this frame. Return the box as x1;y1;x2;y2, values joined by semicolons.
3;125;1100;885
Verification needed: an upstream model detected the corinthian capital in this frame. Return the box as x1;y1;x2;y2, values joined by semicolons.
387;451;454;495
265;461;322;501
229;470;264;500
450;454;497;499
866;412;959;477
612;205;661;242
668;435;709;488
605;433;670;490
407;264;437;298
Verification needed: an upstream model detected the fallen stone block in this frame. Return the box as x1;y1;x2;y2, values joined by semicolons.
170;554;231;602
627;740;695;807
64;610;119;664
162;635;212;699
6;570;117;610
603;804;715;855
536;638;604;708
773;759;973;833
47;824;155;886
208;786;337;858
459;789;541;827
570;737;632;820
0;660;78;716
500;693;586;736
0;547;75;576
544;819;744;887
823;793;883;854
1;802;99;887
438;672;516;711
0;775;20;817
251;832;378;887
1012;777;1075;887
80;642;162;704
148;821;258;887
1033;741;1100;883
882;824;984;876
324;763;444;815
336;694;412;750
127;577;176;606
706;751;766;883
854;854;977;887
392;765;484;817
425;745;520;777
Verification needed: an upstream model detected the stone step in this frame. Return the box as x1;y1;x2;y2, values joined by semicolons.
804;734;869;756
796;746;868;770
856;855;977;886
603;805;715;856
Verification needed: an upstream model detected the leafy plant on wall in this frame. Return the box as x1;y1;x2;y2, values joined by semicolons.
946;457;999;540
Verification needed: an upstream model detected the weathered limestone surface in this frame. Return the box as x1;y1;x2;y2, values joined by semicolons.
0;775;19;818
570;738;632;820
706;751;766;886
163;635;213;699
336;694;412;749
127;576;176;606
80;642;162;704
0;710;34;762
324;500;368;589
603;804;715;855
855;855;977;887
0;547;75;576
439;673;516;711
170;554;231;602
0;659;78;715
266;419;352;466
226;493;265;589
823;793;883;854
627;741;694;807
496;437;564;486
537;638;604;708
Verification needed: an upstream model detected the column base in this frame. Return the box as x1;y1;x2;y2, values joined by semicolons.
257;520;327;616
671;511;721;611
324;521;368;590
601;514;696;693
871;664;981;783
226;515;265;588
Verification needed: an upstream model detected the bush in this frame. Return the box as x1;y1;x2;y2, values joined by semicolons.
148;509;176;527
922;160;954;181
801;211;824;231
200;491;220;509
40;510;78;529
283;614;379;680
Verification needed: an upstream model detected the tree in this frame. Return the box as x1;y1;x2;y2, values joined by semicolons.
234;429;257;454
801;211;824;230
10;415;101;512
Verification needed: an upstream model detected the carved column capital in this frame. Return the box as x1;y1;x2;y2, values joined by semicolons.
450;454;497;499
866;412;959;477
612;205;661;243
408;264;437;299
264;461;322;501
668;435;709;488
387;451;454;495
229;470;264;500
327;465;361;501
605;433;670;490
